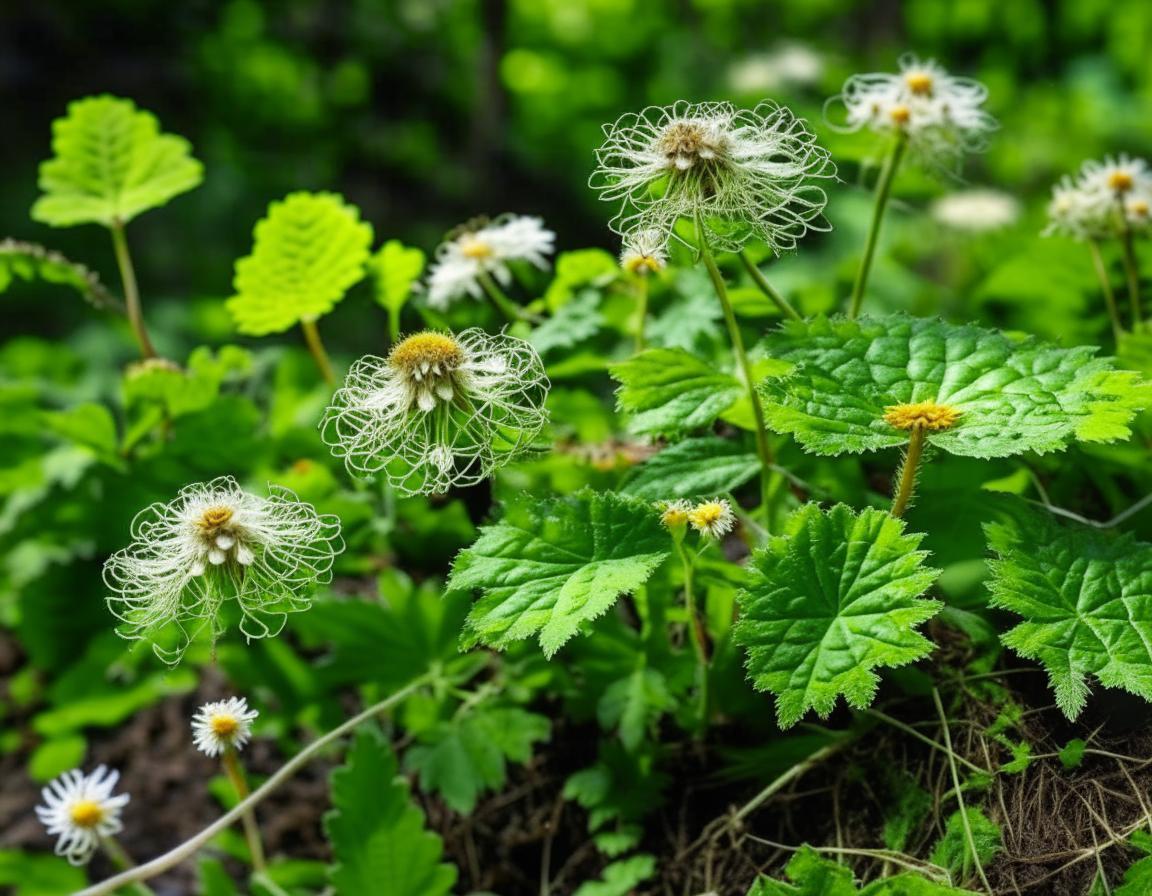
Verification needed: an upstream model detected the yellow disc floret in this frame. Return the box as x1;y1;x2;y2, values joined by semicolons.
659;500;690;528
883;400;962;432
889;104;911;126
624;255;662;275
905;72;934;96
1109;171;1135;194
210;714;239;738
459;236;493;260
69;800;105;828
198;506;234;532
388;332;464;374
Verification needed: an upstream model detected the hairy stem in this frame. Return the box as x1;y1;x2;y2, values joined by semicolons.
301;318;336;385
890;427;927;518
478;270;524;323
222;747;266;872
77;675;430;896
633;273;650;352
1088;239;1124;343
110;221;157;359
848;135;907;319
1119;218;1144;328
739;251;802;321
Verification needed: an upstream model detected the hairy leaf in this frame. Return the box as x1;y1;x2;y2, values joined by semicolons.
32;95;202;227
0;240;119;310
734;504;942;728
986;511;1152;719
622;435;759;500
611;347;742;437
930;808;1001;881
452;490;669;657
323;728;456;896
227;191;374;335
757;315;1150;458
369;239;424;314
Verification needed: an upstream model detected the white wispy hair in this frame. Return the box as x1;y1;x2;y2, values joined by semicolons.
103;477;343;664
320;329;549;495
35;766;130;866
191;696;259;757
591;100;835;254
930;189;1020;232
425;214;555;309
829;54;996;167
620;228;669;274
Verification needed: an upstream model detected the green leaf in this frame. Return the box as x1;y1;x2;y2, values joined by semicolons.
323;728;457;896
404;705;550;812
0;239;119;310
29;734;86;782
543;248;619;311
622;435;759;500
530;289;603;357
929;808;1001;881
573;855;657;896
747;847;976;895
610;347;742;437
597;665;674;750
197;858;240;896
1117;852;1152;896
226;191;374;335
985;510;1152;719
369;239;425;314
734;504;942;728
0;850;87;896
757;315;1150;458
32;95;202;227
1058;738;1086;769
40;403;121;466
452;490;670;657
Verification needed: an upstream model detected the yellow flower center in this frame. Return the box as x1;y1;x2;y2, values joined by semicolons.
210;714;239;738
883;400;962;432
1129;199;1149;217
69;800;104;828
388;332;464;374
1109;171;1134;194
624;255;661;275
199;506;234;532
905;72;934;95
459;237;493;260
689;503;727;527
660;505;688;527
889;105;911;125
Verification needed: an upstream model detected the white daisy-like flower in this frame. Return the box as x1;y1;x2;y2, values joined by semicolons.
620;229;668;275
425;215;555;309
320;328;549;495
591;100;835;254
1077;154;1152;208
930;188;1020;233
687;498;736;539
829;54;996;167
35;766;130;866
103;477;343;664
191;696;259;757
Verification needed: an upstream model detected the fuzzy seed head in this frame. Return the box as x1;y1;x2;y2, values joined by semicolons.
655;120;728;170
688;498;736;539
883;400;962;432
389;332;464;375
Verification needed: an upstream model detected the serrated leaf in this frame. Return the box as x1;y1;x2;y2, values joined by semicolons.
323;728;457;896
573;854;657;896
452;490;670;657
611;347;742;437
530;289;602;356
734;504;942;728
32;95;202;227
369;239;425;314
622;435;758;500
0;239;119;310
748;847;976;895
404;705;550;812
597;665;674;750
226;191;374;335
985;510;1152;719
929;808;1001;881
757;315;1150;458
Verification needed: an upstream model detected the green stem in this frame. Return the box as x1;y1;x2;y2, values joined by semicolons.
675;540;709;729
99;837;157;896
1088;239;1124;343
732;741;847;824
739;251;801;321
77;675;431;896
633;274;650;352
478;271;524;323
848;135;907;319
110;221;157;359
697;228;776;524
387;306;401;345
890;426;926;518
1119;217;1144;329
301;319;336;386
222;746;267;872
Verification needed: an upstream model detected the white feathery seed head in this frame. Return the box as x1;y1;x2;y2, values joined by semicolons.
103;477;343;664
192;696;259;757
425;214;555;309
828;54;996;167
688;498;736;539
930;188;1020;233
1044;156;1152;240
35;766;130;866
591;100;835;254
620;229;669;275
320;328;549;495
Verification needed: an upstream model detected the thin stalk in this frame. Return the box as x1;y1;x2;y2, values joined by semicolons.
739;251;801;321
733;741;846;824
633;274;650;352
675;540;709;729
222;746;266;872
697;228;776;522
848;135;907;319
478;271;524;323
387;306;401;345
1088;239;1124;343
99;837;157;896
300;319;336;386
933;688;993;895
1119;219;1144;328
77;675;430;896
110;221;157;359
890;427;927;518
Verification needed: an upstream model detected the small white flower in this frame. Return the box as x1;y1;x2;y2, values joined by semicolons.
727;43;824;93
425;215;555;309
591;100;835;254
192;696;259;757
321;329;549;494
1043;176;1105;240
687;498;736;539
620;229;668;275
829;54;996;167
35;766;130;866
103;477;343;664
930;189;1020;233
1077;154;1152;205
658;499;692;529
